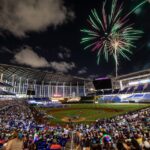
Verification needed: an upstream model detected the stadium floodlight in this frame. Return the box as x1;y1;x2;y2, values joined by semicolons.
53;94;62;97
90;88;95;91
129;79;150;86
129;81;139;86
140;79;150;84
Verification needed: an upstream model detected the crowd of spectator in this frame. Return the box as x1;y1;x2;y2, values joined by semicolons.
73;107;150;150
0;100;149;150
0;100;70;150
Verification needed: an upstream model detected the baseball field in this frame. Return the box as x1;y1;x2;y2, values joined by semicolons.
38;103;150;125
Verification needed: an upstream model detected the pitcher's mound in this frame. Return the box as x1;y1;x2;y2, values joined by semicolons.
61;116;86;122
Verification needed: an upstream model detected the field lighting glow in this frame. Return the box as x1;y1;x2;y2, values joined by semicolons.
129;79;150;86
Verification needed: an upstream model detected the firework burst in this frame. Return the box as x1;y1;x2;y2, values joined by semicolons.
81;0;145;77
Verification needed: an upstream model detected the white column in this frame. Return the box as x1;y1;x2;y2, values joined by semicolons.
34;80;36;96
26;79;29;91
70;82;72;97
120;80;123;90
42;81;44;97
42;81;45;97
43;85;45;97
76;82;79;97
48;84;50;97
14;81;16;93
56;82;58;95
11;75;15;92
48;82;51;97
18;77;22;94
51;85;53;97
26;79;29;98
34;80;36;90
63;82;65;97
49;82;51;97
16;81;18;94
40;85;42;97
0;73;3;82
22;83;25;94
83;81;86;96
12;75;14;85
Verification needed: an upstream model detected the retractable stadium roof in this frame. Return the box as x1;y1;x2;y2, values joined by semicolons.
0;64;91;85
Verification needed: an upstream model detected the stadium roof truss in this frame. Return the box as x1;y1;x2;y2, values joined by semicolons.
0;64;90;85
116;69;150;81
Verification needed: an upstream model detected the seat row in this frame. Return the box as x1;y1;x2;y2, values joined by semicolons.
95;83;150;95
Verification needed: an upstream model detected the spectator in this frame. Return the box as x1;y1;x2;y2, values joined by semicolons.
0;100;150;150
50;139;61;150
5;132;24;150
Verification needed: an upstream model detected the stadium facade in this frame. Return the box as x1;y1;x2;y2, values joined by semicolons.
1;64;150;102
0;64;93;98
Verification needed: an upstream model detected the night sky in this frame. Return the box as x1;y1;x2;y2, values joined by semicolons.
0;0;149;79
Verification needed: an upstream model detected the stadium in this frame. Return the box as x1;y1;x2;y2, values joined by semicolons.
0;0;150;149
1;64;150;104
0;63;150;149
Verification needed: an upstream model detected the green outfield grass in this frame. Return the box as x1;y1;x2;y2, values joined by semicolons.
38;103;150;125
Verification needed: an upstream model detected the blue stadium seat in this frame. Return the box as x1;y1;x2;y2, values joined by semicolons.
112;89;120;94
119;87;129;94
133;94;144;98
134;85;144;93
101;96;111;101
103;90;112;95
42;97;49;101
125;94;147;103
35;98;42;101
101;96;121;102
127;86;135;94
113;96;121;102
143;93;150;99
